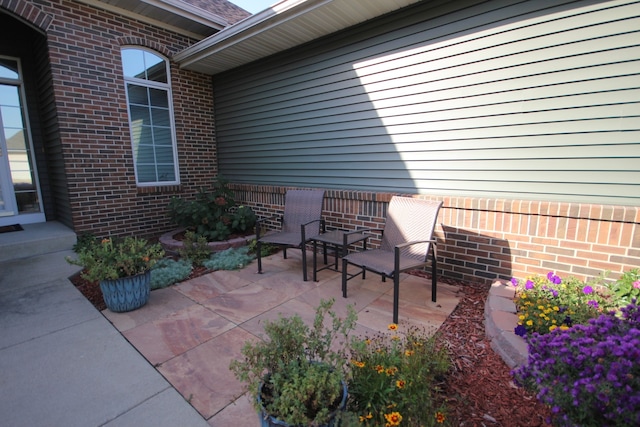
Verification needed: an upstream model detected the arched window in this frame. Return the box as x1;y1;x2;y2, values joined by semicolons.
121;48;179;185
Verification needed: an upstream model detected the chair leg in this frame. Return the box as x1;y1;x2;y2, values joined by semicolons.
313;240;318;282
342;258;348;298
431;251;437;302
301;243;308;281
393;273;400;324
257;241;263;274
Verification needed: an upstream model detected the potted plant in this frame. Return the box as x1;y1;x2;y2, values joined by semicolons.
229;299;357;426
67;236;165;312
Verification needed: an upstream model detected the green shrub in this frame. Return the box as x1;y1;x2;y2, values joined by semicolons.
203;246;255;270
611;268;640;306
178;231;211;266
73;232;97;253
150;258;192;289
247;238;277;257
167;176;256;241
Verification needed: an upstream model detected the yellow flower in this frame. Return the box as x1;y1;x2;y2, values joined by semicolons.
359;413;373;422
375;364;385;373
365;339;371;345
404;350;414;357
351;359;365;368
388;323;398;331
391;335;400;341
435;411;446;423
386;366;398;376
384;412;402;426
396;379;406;389
526;320;533;326
549;325;557;332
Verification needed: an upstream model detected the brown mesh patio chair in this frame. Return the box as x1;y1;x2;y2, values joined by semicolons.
256;190;325;281
341;197;442;323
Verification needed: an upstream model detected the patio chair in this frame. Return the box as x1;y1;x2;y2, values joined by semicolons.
256;189;325;281
341;197;442;323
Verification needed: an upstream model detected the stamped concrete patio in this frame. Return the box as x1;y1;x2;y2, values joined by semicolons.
103;250;461;426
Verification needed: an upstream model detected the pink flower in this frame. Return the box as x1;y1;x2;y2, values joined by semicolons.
633;280;640;289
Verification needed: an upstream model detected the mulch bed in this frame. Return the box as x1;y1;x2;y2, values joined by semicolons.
71;268;551;426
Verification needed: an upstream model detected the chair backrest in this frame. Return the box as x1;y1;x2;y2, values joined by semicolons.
282;190;325;235
380;197;443;261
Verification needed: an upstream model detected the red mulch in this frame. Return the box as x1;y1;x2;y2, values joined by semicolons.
71;268;551;426
431;275;552;426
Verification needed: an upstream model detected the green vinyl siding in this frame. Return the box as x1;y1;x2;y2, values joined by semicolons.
213;0;640;206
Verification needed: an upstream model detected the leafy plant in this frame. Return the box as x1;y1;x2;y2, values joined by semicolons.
611;268;640;305
347;324;449;426
178;231;211;266
247;238;277;257
73;232;97;253
513;301;640;426
150;258;192;289
66;236;164;282
202;246;254;270
167;176;256;241
511;272;616;336
229;299;357;426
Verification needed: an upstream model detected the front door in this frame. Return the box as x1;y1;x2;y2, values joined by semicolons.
0;57;44;226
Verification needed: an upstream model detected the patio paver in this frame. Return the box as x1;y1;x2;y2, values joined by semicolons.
102;250;462;424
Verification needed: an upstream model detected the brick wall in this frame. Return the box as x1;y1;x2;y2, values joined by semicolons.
6;0;218;237
230;183;640;285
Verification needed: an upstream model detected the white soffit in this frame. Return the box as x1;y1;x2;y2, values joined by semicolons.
77;0;228;39
174;0;424;75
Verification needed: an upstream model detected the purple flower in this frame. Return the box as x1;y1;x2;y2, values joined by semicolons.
547;271;562;284
588;300;599;309
583;285;594;295
525;280;534;290
510;277;518;286
514;325;527;337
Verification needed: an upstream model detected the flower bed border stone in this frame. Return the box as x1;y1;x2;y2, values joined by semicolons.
484;280;528;368
159;228;255;255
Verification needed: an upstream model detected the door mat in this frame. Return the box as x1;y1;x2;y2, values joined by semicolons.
0;224;23;234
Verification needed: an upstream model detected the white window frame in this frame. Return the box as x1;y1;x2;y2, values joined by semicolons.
121;47;179;186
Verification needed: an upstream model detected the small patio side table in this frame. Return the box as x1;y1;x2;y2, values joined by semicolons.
310;229;371;282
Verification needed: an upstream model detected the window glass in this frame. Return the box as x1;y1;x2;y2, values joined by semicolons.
122;49;167;83
0;59;19;79
121;48;178;185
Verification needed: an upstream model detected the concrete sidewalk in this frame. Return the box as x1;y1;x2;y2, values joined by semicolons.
0;250;209;427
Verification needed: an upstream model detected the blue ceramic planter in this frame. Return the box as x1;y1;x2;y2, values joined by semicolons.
99;270;151;312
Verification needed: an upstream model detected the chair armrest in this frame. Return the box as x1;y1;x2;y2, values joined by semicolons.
301;219;325;242
256;214;282;239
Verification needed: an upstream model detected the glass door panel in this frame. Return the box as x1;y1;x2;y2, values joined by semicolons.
0;58;43;224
